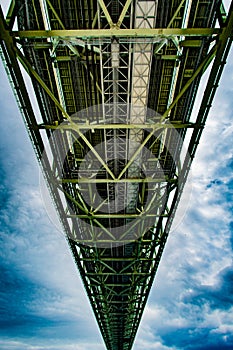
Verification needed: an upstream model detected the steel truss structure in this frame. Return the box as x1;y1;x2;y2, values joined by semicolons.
1;1;233;349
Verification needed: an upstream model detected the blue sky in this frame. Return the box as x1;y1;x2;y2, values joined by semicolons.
0;1;233;349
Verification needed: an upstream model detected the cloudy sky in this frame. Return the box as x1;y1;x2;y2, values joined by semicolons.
0;1;233;350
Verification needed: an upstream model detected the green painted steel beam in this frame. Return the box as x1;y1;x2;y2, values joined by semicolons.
117;128;161;180
160;55;180;60
80;258;156;261
219;1;227;25
5;0;16;28
167;0;187;28
67;213;168;219
75;130;116;180
86;272;150;276
180;39;202;47
117;0;133;27
45;0;65;29
12;28;220;39
72;238;158;244
60;178;177;184
160;44;218;121
39;121;196;130
97;0;114;27
14;46;71;120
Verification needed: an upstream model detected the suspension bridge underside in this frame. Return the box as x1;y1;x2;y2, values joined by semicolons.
1;1;233;349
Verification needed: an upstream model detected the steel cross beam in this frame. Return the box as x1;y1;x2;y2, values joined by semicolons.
60;178;177;184
12;28;220;39
39;122;196;130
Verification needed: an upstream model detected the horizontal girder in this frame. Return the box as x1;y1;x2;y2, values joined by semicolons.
12;27;220;39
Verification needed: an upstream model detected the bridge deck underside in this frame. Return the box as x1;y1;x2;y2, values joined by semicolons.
1;1;232;350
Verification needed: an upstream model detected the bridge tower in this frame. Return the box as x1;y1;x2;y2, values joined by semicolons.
1;1;233;349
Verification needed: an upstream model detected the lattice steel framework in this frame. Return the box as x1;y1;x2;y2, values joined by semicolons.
0;1;233;349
